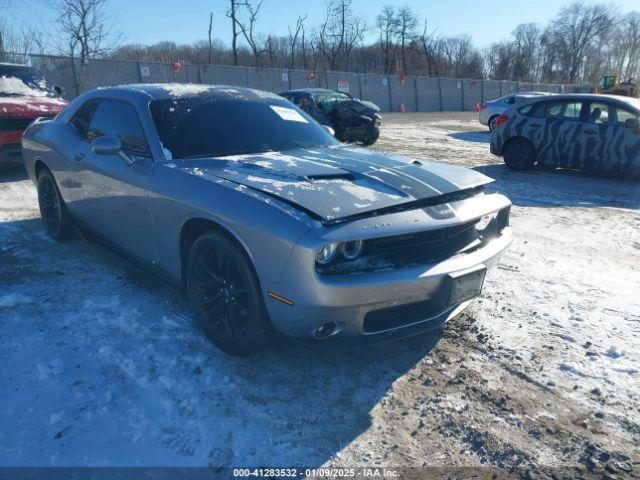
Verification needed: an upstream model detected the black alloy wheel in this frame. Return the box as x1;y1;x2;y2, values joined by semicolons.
503;138;536;171
186;231;271;355
37;168;74;240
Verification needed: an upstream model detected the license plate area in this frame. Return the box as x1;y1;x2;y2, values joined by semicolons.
447;267;486;306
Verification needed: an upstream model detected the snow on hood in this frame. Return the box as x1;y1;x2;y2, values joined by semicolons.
178;145;492;221
0;75;49;97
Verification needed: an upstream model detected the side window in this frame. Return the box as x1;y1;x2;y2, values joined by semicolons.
545;101;583;120
587;102;611;124
614;106;639;127
519;102;545;116
86;100;151;155
69;100;98;138
518;105;533;115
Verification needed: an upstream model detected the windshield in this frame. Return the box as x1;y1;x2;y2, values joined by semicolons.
0;65;56;97
150;96;338;159
313;91;352;113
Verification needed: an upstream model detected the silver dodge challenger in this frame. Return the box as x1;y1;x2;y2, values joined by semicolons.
21;84;512;355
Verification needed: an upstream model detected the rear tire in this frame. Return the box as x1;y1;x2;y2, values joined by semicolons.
488;115;499;131
503;138;536;171
186;231;271;355
37;168;74;240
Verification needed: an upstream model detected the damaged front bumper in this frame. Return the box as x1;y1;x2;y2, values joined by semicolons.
260;192;512;342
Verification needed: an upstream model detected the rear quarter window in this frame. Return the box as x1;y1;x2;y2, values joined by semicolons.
519;102;545;117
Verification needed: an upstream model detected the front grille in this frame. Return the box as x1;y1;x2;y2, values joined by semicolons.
0;115;54;132
318;221;481;275
317;206;510;276
363;299;442;333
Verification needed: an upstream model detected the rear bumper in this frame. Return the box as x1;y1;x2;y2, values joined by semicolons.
0;131;22;163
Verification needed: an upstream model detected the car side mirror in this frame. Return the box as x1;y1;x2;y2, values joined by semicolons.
323;125;335;136
624;118;640;133
54;85;65;96
91;136;134;166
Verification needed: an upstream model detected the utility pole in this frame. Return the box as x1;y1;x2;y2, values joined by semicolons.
208;10;213;65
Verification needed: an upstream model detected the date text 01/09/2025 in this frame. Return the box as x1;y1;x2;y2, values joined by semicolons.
232;467;400;478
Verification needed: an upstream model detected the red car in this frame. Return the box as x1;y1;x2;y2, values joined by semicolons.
0;63;67;163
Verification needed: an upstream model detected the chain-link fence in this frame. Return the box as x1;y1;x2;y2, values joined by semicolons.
1;52;584;112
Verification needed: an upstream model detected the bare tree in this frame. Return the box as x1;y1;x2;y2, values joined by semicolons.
612;12;640;82
287;14;306;69
376;5;399;74
226;0;240;66
317;0;364;71
233;0;268;66
510;23;539;81
397;6;417;74
414;20;441;76
56;0;118;66
300;21;308;69
547;3;616;83
97;1;638;84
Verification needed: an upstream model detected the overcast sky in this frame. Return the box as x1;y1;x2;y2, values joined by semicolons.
8;0;640;51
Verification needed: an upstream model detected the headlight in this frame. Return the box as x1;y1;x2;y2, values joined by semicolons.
341;240;363;260
316;242;338;265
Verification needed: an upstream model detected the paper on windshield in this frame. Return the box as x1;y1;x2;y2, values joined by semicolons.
269;105;308;123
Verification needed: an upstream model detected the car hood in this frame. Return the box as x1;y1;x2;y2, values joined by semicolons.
178;145;492;222
0;96;67;117
335;99;380;117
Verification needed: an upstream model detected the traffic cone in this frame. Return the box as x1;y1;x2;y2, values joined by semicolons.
473;102;481;112
400;103;406;113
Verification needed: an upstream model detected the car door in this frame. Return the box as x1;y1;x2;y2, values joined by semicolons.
537;100;585;169
581;101;617;172
57;99;99;209
73;98;158;264
605;104;640;176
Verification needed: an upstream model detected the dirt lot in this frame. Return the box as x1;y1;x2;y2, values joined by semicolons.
1;112;639;478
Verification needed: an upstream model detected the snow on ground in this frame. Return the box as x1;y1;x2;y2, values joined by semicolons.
0;113;639;477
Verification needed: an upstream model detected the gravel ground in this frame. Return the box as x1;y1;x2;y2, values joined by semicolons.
0;112;639;478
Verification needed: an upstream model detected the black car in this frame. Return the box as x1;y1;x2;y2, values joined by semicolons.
280;88;381;146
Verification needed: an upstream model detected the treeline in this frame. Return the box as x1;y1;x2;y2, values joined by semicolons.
2;0;639;85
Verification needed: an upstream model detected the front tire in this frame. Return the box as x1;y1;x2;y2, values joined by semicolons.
503;138;536;171
186;231;271;355
37;168;74;240
359;136;378;146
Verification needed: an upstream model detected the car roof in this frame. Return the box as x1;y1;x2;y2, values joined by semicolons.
89;83;282;102
280;88;340;95
516;92;553;97
522;93;640;108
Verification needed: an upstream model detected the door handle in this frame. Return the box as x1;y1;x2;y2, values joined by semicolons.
74;153;85;161
530;123;542;128
583;131;597;136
